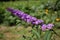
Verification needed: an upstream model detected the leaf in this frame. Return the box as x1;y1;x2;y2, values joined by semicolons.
44;30;52;40
32;29;40;40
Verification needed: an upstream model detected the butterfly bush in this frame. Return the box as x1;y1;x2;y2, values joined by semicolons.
7;8;54;31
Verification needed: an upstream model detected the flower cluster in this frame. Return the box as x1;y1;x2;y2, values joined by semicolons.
41;24;54;31
7;8;54;31
7;8;44;25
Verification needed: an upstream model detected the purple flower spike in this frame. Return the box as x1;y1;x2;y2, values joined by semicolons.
7;8;54;31
47;24;54;29
7;8;18;14
7;8;14;12
7;8;44;25
41;24;47;31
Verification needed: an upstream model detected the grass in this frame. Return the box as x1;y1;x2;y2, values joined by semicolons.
0;26;32;40
0;25;60;40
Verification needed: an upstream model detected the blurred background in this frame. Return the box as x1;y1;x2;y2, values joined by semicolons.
0;0;60;40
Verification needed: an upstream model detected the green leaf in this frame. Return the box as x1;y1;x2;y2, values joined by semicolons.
32;29;40;40
44;30;52;40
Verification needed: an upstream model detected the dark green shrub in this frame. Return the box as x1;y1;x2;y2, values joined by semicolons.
0;8;5;24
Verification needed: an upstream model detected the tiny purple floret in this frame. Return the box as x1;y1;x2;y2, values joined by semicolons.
41;24;47;31
47;24;54;29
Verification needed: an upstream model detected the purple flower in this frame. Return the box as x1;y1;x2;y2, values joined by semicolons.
7;8;54;31
47;24;54;29
26;15;31;19
32;19;44;25
26;19;31;23
31;17;37;21
7;8;14;13
7;8;44;25
37;19;44;23
41;23;54;31
41;24;47;31
21;14;27;20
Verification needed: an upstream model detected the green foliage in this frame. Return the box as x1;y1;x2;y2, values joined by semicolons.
32;29;40;40
0;33;4;39
0;0;60;26
44;30;52;40
0;8;5;24
0;1;60;40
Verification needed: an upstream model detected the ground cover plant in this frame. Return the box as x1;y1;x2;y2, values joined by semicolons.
0;0;60;40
